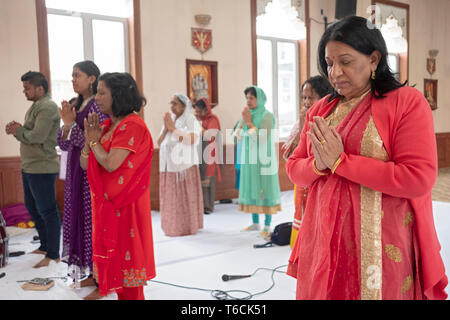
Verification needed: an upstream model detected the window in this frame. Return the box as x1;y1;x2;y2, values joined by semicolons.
388;53;400;80
45;0;132;103
256;0;306;139
376;3;409;82
45;0;132;18
381;15;407;81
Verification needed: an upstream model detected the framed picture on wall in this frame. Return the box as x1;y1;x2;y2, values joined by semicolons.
424;79;438;110
186;59;218;107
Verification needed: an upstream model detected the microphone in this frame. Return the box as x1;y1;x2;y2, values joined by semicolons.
221;274;252;282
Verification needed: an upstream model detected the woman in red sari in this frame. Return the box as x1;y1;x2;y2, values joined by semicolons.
286;16;447;300
80;72;155;300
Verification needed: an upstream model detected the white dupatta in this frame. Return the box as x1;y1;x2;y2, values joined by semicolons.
159;93;202;182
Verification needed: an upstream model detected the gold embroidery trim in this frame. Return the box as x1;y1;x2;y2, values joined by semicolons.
326;90;372;128
360;186;383;300
238;204;281;215
360;117;388;300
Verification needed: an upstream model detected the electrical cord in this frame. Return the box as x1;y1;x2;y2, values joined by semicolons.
149;265;288;300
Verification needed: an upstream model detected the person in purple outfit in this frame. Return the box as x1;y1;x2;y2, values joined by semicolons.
57;60;108;289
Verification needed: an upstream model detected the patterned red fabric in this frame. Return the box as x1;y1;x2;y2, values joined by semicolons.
88;114;156;297
160;166;204;236
116;286;145;300
286;87;447;300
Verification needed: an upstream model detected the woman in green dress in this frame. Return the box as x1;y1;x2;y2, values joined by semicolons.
233;86;281;238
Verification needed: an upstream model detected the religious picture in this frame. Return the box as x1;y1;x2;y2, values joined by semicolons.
424;79;438;110
192;73;210;101
186;59;218;106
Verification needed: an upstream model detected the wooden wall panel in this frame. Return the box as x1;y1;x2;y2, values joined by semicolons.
436;133;450;168
0;157;23;210
0;157;64;218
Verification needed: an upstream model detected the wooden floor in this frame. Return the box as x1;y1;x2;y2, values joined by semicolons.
432;167;450;203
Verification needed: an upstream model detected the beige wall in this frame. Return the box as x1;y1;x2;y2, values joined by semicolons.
358;0;449;133
0;0;40;157
357;0;450;133
140;0;253;142
396;0;450;133
1;0;449;158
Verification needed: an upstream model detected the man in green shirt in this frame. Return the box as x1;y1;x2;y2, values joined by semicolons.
5;71;61;268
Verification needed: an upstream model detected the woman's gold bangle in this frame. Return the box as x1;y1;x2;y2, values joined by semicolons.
90;141;98;149
331;156;342;174
312;159;329;176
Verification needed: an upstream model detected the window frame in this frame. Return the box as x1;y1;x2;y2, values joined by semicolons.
371;0;410;84
251;0;310;87
35;0;143;96
257;35;300;137
46;8;131;73
387;53;400;80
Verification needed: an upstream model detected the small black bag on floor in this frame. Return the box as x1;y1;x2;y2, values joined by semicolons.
254;222;292;248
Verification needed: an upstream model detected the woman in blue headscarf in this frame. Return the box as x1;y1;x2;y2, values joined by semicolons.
233;86;281;238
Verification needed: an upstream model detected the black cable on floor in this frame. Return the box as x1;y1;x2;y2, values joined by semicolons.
149;264;288;300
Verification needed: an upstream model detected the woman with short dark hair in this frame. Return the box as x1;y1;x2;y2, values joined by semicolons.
282;76;332;248
81;72;156;300
286;16;447;300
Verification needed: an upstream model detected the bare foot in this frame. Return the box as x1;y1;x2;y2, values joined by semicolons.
83;288;102;300
33;257;60;269
30;249;47;255
79;277;97;288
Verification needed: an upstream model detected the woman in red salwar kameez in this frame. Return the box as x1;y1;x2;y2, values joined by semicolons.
194;98;222;214
286;16;447;300
81;72;156;300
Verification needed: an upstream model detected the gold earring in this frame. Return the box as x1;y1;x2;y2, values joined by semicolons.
371;71;376;80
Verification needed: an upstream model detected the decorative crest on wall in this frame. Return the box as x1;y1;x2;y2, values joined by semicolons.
427;49;438;76
192;14;212;54
192;28;212;54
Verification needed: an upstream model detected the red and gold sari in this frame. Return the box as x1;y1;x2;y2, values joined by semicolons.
287;87;447;300
87;114;156;297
